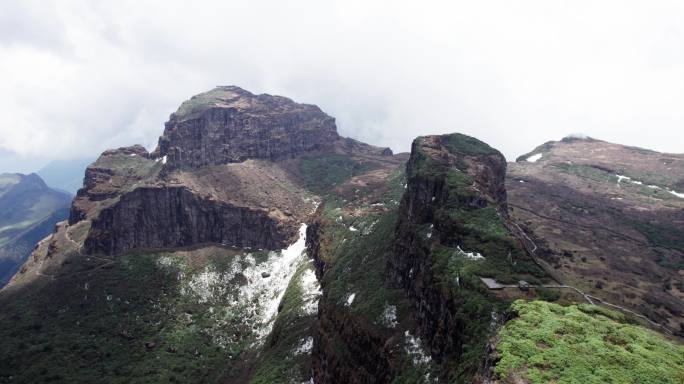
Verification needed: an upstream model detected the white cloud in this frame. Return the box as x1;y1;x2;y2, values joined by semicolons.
1;0;683;172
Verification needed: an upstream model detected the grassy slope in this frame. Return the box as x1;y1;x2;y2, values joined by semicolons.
298;153;380;194
495;300;684;384
0;246;297;384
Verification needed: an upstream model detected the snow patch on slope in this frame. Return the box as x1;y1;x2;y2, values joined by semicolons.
405;330;432;365
300;266;322;315
179;224;309;343
615;174;684;199
379;304;398;328
616;174;642;185
456;246;485;260
345;292;356;307
669;190;684;199
526;153;543;163
293;336;313;356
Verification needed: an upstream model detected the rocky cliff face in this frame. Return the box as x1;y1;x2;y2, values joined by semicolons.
84;186;297;255
153;86;340;169
66;88;334;256
388;133;544;380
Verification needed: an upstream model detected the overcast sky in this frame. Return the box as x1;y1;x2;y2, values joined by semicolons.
1;0;683;173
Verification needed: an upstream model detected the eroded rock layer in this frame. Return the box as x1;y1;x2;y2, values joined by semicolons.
84;186;297;255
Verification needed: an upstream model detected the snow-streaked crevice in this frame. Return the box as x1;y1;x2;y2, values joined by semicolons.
404;330;437;382
526;153;542;163
616;174;684;199
239;224;309;340
300;266;322;316
176;224;309;345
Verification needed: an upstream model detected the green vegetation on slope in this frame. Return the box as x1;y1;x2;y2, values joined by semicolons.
323;207;410;323
92;153;162;182
495;300;684;384
551;163;618;184
319;169;410;323
315;169;440;379
0;247;287;384
441;133;499;156
298;153;379;194
412;138;546;285
631;219;684;256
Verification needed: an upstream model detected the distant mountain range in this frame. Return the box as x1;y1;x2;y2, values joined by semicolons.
37;157;94;195
0;173;72;286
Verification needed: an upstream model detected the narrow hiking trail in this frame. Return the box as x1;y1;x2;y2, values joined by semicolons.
509;220;674;335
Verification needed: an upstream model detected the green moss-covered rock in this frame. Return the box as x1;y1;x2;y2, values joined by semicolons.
494;300;684;384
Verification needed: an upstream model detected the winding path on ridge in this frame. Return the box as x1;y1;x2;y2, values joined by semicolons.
508;220;674;335
34;221;115;281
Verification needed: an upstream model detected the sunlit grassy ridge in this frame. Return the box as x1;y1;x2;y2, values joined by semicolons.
495;300;684;384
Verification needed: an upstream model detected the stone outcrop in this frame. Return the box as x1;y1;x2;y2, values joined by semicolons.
153;86;340;169
388;133;534;378
84;186;298;255
69;145;160;224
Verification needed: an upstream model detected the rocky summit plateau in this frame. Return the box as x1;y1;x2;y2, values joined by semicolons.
0;87;682;384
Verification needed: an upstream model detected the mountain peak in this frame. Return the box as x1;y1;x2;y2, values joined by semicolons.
155;86;340;169
170;86;323;122
562;132;593;141
170;86;256;121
